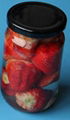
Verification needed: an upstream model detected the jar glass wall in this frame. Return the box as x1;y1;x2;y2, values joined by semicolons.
1;2;67;113
2;28;64;112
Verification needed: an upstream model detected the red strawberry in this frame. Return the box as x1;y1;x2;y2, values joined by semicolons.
2;68;16;96
4;37;28;60
2;82;17;96
12;29;38;52
6;59;42;92
4;29;14;60
4;44;29;60
11;34;38;59
4;29;26;60
32;41;62;75
16;88;53;112
12;44;34;60
38;71;59;87
4;28;38;60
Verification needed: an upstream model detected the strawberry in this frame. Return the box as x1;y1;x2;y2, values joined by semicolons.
4;28;38;60
11;33;38;59
2;68;16;96
6;59;42;92
12;29;38;51
32;41;62;75
39;71;60;87
4;44;29;60
4;36;28;60
16;88;53;112
2;82;17;96
4;29;14;60
12;44;34;60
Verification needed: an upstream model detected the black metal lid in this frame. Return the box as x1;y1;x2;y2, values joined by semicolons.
7;2;67;38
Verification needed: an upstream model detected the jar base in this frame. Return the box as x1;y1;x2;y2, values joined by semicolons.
1;89;58;113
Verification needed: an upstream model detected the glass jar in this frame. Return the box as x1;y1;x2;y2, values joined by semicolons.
1;2;67;112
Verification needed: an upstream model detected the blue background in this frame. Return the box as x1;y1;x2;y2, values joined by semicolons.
0;0;70;120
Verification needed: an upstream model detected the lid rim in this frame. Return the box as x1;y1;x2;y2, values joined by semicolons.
7;1;67;38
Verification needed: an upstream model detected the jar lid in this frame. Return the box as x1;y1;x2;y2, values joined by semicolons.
7;2;67;38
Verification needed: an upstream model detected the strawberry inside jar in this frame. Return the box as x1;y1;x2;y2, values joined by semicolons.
2;2;67;113
4;28;38;60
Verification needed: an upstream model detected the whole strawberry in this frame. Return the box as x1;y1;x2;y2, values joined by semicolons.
16;88;53;112
32;41;62;75
6;59;42;92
